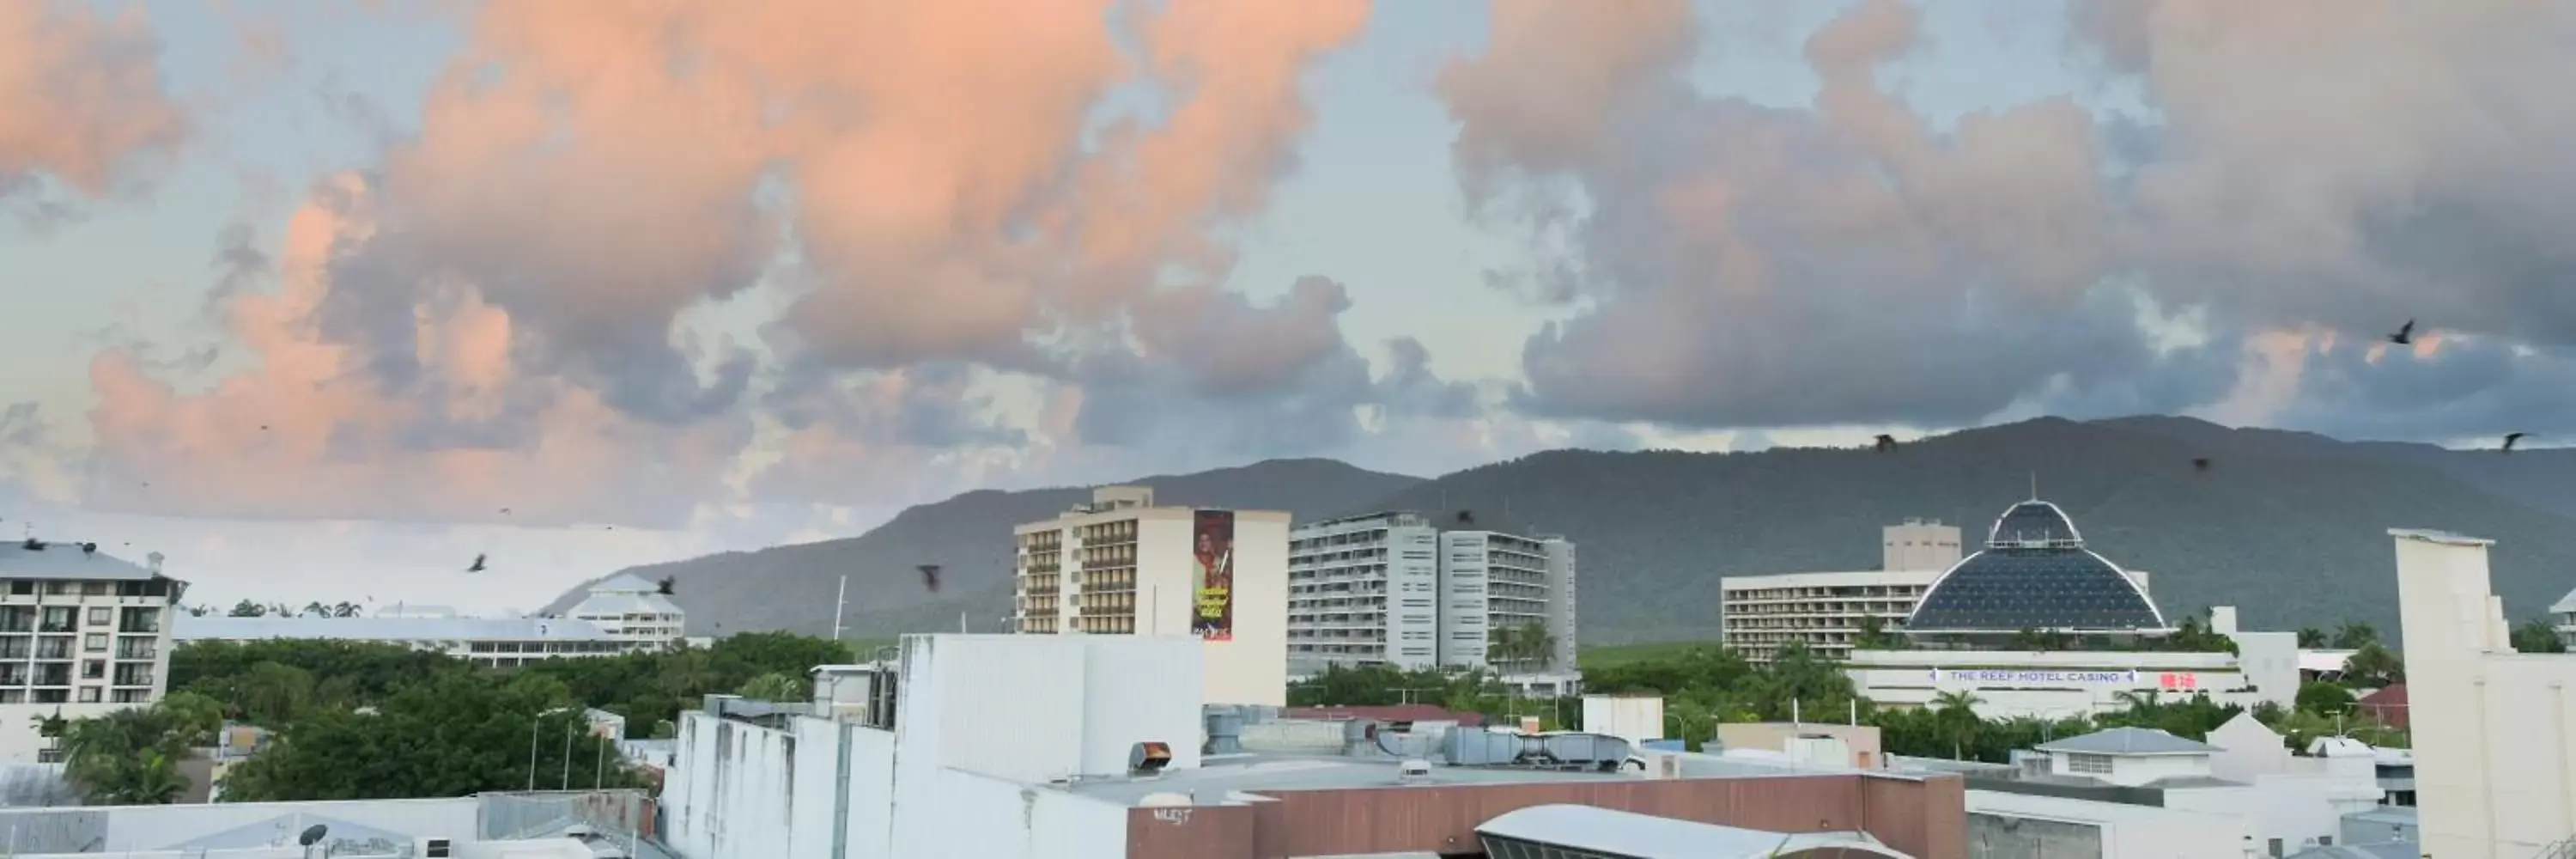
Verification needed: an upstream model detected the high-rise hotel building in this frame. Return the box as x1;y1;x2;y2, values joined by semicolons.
1285;511;1577;676
0;539;186;763
1012;485;1288;707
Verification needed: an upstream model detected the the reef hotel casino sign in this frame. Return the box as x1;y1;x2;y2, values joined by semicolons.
1932;667;2204;691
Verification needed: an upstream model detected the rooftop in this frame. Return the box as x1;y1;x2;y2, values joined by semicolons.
1055;752;1643;804
1477;803;1903;859
173;614;624;642
2035;727;2220;757
568;589;683;618
2387;527;2493;546
0;540;162;582
590;572;660;594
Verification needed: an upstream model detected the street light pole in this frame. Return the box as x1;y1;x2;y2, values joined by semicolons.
561;720;574;790
526;716;541;792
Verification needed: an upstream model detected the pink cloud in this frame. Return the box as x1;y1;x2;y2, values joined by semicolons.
0;0;187;199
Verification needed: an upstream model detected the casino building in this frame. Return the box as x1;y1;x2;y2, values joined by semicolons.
1842;498;2300;719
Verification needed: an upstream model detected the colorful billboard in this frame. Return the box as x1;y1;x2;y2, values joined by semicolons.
1191;509;1235;642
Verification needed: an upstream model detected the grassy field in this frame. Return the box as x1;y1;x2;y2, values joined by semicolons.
1577;640;1722;671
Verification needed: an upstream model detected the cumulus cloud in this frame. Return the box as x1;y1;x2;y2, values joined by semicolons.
86;174;750;527
83;0;1498;527
0;0;187;219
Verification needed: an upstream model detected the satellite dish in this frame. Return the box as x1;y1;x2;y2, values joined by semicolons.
297;824;328;846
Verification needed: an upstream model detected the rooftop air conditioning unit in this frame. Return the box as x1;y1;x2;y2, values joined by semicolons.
421;838;453;857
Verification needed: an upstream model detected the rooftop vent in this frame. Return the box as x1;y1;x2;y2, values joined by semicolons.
1129;741;1173;776
1397;758;1432;783
1204;706;1245;755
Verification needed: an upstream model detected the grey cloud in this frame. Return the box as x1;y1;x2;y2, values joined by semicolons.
2263;340;2576;445
1444;0;2576;440
206;220;270;310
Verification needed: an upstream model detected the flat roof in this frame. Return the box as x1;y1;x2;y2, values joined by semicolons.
1478;804;1901;859
1057;750;1871;806
173;615;624;643
2387;527;2493;546
1720;569;1945;588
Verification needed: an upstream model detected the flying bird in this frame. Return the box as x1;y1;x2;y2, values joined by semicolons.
1455;509;1475;525
466;553;488;573
2504;432;2528;453
655;576;676;596
499;507;511;515
2388;320;2415;345
918;564;943;594
2192;457;2212;473
1874;434;1898;453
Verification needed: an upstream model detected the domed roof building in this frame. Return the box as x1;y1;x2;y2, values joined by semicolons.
1903;498;2170;637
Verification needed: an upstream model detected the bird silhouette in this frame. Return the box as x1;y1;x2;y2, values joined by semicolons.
499;507;511;515
1874;434;1898;453
2388;320;2415;345
2504;432;2528;453
467;553;488;573
918;564;944;594
1455;509;1475;525
655;576;676;596
2192;457;2212;473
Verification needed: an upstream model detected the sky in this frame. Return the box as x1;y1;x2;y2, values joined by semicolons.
6;0;2576;614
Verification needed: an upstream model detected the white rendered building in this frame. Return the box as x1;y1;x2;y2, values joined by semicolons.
172;615;635;668
564;572;686;645
1010;485;1289;707
1285;511;1579;678
1285;511;1442;669
1720;520;1962;662
2390;527;2576;858
0;540;185;764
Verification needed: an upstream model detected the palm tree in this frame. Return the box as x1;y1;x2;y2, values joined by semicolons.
1930;690;1984;760
737;672;807;702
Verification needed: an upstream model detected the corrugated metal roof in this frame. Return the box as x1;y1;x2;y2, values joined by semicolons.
0;542;159;581
1475;804;1903;858
173;615;623;642
591;573;659;594
568;591;683;618
2035;727;2218;756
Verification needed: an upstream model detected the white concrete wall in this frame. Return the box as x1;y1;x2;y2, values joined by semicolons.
929;636;1087;783
1437;533;1490;667
1078;637;1206;777
1967;789;2255;859
661;712;796;859
2205;715;2292;782
1389;527;1442;669
2392;528;2576;859
1546;538;1578;672
1848;649;2263;719
2071;753;2208;788
2227;631;2301;710
1212;515;1286;707
0;702;144;765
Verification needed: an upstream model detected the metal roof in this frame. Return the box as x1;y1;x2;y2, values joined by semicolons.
173;615;623;642
0;541;160;582
590;573;661;594
568;590;683;618
1475;804;1906;859
2034;727;2219;757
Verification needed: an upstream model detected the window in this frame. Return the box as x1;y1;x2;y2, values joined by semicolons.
81;661;102;679
82;634;106;653
76;687;100;703
2066;752;2114;775
86;608;110;626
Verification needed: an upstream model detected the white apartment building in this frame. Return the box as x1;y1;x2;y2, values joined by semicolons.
1285;511;1442;669
1719;520;1963;662
564;572;686;646
1011;485;1288;707
171;615;635;668
1285;511;1578;676
0;540;185;764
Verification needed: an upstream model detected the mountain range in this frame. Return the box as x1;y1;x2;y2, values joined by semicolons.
541;416;2576;645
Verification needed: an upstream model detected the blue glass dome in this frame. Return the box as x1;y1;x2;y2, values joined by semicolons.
1904;500;2168;633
